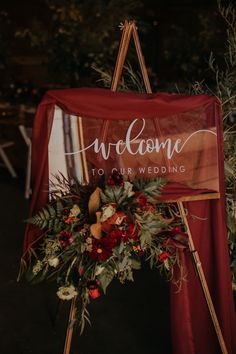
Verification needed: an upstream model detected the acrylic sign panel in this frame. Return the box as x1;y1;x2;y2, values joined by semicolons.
48;105;219;192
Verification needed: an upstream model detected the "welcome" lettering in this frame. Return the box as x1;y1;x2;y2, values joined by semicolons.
66;118;216;160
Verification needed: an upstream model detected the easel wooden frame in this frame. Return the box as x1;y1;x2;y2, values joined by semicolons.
63;20;228;354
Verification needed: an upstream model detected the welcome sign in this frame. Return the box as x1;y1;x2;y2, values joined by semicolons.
24;68;234;354
48;95;219;192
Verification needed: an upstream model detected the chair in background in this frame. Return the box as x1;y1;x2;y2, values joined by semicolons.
0;140;17;178
18;104;35;199
18;124;32;199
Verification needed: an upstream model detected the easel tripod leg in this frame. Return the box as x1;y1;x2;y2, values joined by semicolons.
63;296;77;354
177;201;228;354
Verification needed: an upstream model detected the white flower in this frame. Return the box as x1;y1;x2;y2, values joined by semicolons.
100;204;116;222
56;285;78;301
124;181;135;197
48;257;59;268
32;260;43;275
69;204;81;217
95;265;104;276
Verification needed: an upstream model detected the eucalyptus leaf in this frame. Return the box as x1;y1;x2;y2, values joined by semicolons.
98;267;114;293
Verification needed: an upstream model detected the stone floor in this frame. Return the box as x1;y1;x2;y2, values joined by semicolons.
0;168;172;354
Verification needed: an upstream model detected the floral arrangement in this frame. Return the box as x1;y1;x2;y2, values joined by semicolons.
26;171;188;332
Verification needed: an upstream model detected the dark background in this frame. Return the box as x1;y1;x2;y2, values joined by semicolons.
0;0;228;94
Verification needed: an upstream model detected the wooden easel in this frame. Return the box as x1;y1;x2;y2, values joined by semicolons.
63;20;228;354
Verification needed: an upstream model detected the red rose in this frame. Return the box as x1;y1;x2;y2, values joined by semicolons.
159;251;169;263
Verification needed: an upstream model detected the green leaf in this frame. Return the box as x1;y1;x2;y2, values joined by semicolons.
119;255;129;270
131;258;141;270
140;229;152;248
98;266;114;293
118;241;125;254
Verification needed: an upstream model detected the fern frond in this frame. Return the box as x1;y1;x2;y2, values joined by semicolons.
26;200;64;233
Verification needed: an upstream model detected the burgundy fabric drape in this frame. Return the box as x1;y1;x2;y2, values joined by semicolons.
23;88;235;354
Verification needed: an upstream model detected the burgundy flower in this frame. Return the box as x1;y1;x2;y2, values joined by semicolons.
90;238;113;262
59;230;74;248
107;171;124;186
108;228;123;244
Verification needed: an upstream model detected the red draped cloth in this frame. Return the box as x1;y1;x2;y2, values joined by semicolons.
23;88;235;354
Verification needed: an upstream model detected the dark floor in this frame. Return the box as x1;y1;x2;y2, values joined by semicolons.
0;168;172;354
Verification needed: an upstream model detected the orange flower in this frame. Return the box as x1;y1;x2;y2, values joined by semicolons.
64;215;77;224
133;245;142;252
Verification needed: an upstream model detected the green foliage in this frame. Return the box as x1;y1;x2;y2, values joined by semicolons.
136;212;166;249
92;62;145;92
100;185;129;205
190;1;236;288
97;265;114;293
26;200;64;232
133;178;166;202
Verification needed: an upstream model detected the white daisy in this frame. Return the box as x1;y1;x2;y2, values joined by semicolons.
56;285;78;301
